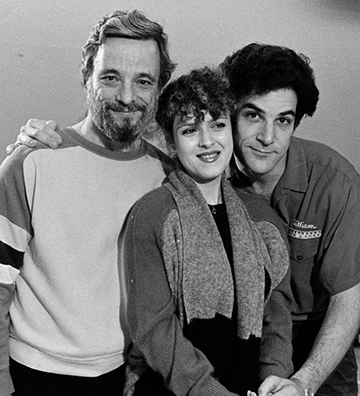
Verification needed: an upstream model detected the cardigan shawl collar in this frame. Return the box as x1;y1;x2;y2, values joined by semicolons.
164;169;272;339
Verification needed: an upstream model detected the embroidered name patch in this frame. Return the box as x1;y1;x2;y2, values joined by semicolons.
288;220;322;240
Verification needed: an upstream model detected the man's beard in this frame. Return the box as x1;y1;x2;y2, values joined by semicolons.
86;86;156;146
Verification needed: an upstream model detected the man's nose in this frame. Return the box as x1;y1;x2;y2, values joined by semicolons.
257;122;275;145
115;82;135;105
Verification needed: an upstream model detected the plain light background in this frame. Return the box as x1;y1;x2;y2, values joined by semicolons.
1;0;359;169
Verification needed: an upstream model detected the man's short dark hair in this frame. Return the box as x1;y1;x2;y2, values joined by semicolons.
221;43;320;127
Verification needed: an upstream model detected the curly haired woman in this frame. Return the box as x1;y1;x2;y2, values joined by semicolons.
122;67;293;396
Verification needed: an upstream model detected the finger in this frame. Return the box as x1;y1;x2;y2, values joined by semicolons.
46;120;59;131
26;119;62;147
19;129;59;149
43;121;63;145
20;124;41;139
27;118;48;128
258;376;282;396
18;132;38;147
5;143;20;155
259;383;299;396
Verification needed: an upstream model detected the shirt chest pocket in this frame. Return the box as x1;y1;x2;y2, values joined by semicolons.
289;236;323;297
289;237;320;264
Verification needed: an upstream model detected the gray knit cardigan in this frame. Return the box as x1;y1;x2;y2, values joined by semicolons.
124;170;293;396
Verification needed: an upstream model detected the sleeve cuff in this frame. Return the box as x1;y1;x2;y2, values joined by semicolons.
0;367;14;395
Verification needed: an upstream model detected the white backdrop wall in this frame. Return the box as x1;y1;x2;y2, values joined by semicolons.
1;0;359;169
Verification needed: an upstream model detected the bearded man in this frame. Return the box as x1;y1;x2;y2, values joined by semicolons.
0;10;175;396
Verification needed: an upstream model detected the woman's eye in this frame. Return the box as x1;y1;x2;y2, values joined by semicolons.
182;128;197;135
213;122;227;129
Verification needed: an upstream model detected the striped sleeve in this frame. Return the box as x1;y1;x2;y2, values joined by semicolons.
0;148;33;394
0;148;32;271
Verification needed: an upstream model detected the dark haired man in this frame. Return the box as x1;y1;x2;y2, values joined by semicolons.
223;43;360;396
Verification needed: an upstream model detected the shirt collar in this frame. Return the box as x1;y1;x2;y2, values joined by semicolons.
280;137;308;193
230;137;308;193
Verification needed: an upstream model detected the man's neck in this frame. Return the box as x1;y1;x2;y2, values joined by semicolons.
246;180;275;201
234;156;280;201
72;118;142;152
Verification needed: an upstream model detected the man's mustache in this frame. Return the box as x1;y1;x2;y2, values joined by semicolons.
104;102;146;112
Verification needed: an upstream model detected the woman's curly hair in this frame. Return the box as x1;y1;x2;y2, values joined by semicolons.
156;66;236;149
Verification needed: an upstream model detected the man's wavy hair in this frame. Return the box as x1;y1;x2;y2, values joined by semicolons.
80;10;176;89
221;43;320;128
156;66;236;150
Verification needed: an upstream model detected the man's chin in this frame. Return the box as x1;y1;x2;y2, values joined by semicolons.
111;111;141;125
109;123;144;146
101;129;140;148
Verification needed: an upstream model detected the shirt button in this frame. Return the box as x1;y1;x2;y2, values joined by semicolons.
297;255;303;261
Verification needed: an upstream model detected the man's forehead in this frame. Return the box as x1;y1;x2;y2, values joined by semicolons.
94;37;160;77
237;89;298;111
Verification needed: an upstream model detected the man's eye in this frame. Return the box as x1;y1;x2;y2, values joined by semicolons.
245;112;259;120
138;80;152;86
102;76;118;83
278;117;292;125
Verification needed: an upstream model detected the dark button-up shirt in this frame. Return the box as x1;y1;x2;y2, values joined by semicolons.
231;137;360;321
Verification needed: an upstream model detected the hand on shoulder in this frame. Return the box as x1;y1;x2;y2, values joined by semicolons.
6;119;62;155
